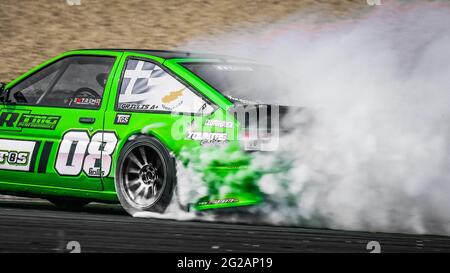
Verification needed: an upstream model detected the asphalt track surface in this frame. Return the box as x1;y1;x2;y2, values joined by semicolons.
0;197;449;253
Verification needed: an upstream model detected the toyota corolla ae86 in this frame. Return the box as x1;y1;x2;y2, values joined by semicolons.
0;49;293;216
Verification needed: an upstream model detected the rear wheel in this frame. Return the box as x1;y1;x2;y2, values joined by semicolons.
115;136;175;216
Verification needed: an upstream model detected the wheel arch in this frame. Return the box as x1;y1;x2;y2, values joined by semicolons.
117;130;175;159
111;129;177;179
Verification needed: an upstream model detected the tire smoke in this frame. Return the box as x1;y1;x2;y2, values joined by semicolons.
141;1;450;236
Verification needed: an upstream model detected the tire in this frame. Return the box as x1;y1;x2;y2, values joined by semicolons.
48;198;90;210
115;135;176;216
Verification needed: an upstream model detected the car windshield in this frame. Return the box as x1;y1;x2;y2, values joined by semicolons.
182;62;291;105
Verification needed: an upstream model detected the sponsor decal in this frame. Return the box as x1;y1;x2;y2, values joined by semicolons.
72;97;101;107
16;114;60;130
118;103;159;111
0;110;60;130
186;132;228;142
162;88;184;103
185;120;228;146
0;111;21;131
0;139;39;171
204;119;233;128
200;139;229;146
88;168;102;176
197;198;239;206
161;88;184;111
0;151;29;166
114;114;131;125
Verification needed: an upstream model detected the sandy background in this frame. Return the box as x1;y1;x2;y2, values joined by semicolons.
0;0;373;82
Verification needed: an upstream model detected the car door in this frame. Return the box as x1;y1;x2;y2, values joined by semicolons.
0;52;121;191
102;55;217;190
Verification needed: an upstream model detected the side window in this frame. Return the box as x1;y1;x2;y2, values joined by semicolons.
8;60;66;105
117;59;214;114
9;56;115;109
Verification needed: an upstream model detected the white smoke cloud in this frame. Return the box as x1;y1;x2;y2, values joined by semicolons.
132;1;450;236
170;1;450;236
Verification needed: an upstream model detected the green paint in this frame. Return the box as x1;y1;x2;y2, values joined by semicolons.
0;49;269;211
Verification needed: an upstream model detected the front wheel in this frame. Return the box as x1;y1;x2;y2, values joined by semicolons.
115;136;176;216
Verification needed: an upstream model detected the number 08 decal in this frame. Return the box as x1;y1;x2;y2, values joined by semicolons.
55;130;118;177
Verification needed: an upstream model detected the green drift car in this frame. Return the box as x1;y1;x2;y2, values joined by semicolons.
0;49;287;216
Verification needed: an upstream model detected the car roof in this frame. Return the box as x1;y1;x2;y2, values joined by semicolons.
72;48;244;61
